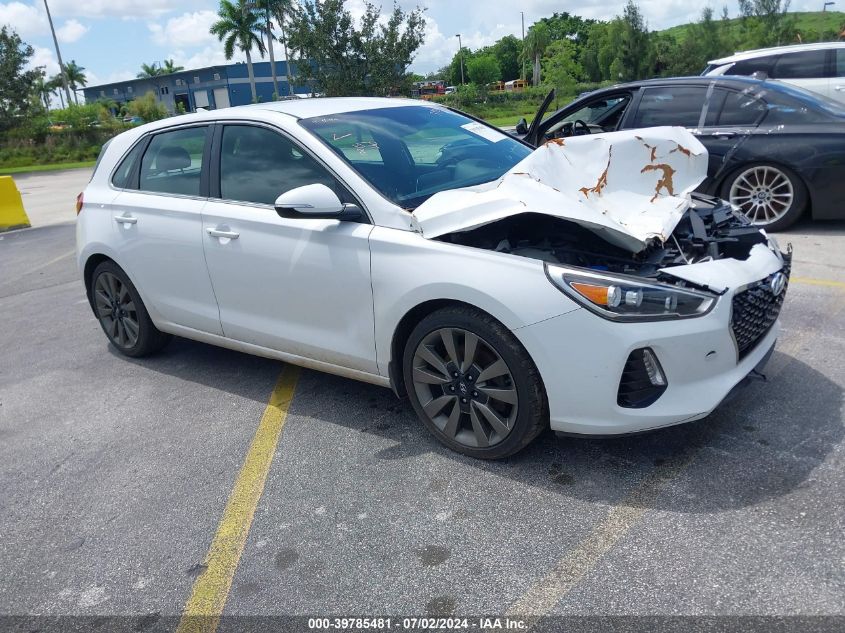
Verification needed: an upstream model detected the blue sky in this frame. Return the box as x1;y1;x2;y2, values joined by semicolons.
2;0;827;95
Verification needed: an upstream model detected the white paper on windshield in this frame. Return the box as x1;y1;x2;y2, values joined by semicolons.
461;121;509;143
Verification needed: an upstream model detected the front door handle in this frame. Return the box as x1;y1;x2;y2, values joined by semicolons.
710;131;737;138
114;214;137;225
206;227;240;240
834;85;845;92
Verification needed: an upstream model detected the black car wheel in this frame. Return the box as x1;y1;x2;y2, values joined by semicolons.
722;163;807;231
403;306;548;459
90;261;171;357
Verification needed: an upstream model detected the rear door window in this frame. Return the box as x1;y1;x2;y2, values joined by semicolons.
835;50;845;77
771;50;828;79
712;89;767;126
139;126;208;197
631;86;708;128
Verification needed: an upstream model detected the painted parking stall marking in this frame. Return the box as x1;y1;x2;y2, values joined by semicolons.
176;365;300;633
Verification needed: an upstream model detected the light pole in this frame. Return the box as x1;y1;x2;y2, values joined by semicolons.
455;34;465;85
520;11;526;82
823;1;835;10
42;0;72;106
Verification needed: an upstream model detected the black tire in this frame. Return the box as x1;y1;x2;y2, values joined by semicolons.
720;162;807;232
402;305;548;459
89;260;171;357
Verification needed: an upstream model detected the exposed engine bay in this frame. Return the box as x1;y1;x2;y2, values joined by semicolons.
436;193;768;282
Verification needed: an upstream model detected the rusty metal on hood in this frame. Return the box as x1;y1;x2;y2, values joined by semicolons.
412;126;709;253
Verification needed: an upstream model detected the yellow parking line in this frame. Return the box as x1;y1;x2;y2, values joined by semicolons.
505;452;696;621
175;365;300;633
791;277;845;290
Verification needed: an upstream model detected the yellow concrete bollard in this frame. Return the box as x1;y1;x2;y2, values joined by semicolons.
0;175;31;232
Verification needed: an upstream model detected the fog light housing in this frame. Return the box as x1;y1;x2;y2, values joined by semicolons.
618;348;668;408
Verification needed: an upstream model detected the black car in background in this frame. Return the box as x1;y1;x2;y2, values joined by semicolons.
516;77;845;230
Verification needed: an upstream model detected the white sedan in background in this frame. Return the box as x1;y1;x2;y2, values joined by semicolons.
76;98;790;459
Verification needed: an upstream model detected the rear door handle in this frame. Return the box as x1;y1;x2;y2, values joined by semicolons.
114;214;137;225
710;131;737;138
206;227;240;239
835;85;845;92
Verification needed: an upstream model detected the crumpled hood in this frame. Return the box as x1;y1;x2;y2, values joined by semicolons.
412;126;709;253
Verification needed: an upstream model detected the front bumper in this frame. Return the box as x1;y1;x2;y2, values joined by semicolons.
513;252;787;436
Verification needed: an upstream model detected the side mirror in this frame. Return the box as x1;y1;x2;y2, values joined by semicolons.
274;183;349;219
515;118;528;135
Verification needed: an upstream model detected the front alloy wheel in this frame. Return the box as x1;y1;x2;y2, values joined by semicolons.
403;306;547;459
412;327;518;449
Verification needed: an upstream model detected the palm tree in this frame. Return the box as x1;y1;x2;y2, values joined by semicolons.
211;0;266;102
48;74;65;108
137;62;162;79
522;23;550;87
33;74;53;110
268;0;294;95
161;59;184;74
64;59;87;105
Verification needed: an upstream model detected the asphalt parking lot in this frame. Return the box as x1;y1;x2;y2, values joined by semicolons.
1;169;843;631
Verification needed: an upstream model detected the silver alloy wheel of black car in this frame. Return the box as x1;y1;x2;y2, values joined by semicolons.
411;327;518;449
728;165;794;225
93;271;140;349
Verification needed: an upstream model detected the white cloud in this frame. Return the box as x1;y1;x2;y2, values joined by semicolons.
148;10;218;48
47;0;207;20
27;44;58;75
57;19;88;43
0;1;46;38
166;45;247;71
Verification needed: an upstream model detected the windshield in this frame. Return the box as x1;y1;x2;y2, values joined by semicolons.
300;106;532;209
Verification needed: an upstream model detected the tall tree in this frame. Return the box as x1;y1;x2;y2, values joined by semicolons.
211;0;266;102
738;0;796;46
161;59;184;74
0;27;43;130
267;0;295;95
542;39;583;105
466;54;501;90
33;72;52;110
491;35;521;82
619;0;649;81
137;62;162;78
64;59;86;104
522;22;551;86
286;0;425;97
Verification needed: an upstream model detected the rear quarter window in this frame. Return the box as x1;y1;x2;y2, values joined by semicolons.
111;140;146;189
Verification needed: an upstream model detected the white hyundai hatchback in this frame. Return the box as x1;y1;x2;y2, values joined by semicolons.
77;98;790;458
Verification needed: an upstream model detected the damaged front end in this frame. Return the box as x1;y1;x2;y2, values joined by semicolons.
418;125;790;310
421;126;791;366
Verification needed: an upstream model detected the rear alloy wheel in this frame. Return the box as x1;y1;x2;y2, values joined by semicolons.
723;163;806;231
90;261;171;357
403;306;547;459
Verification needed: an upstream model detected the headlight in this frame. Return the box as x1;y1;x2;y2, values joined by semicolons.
545;264;717;321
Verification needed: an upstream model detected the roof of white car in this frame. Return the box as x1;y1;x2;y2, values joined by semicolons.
708;41;845;65
244;96;436;119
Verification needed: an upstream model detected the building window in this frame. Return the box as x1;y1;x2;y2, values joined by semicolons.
127;86;133;93
100;90;105;97
194;76;200;83
161;86;169;95
175;79;182;86
113;88;118;95
213;73;220;81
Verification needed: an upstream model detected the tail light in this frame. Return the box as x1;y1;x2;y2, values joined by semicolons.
75;192;84;215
